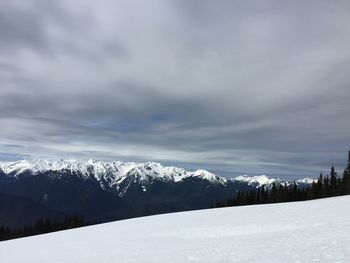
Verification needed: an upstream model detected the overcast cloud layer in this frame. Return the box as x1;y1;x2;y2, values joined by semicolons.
0;0;349;178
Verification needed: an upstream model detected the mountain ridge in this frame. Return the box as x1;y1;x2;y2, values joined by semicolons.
0;159;315;189
0;159;315;226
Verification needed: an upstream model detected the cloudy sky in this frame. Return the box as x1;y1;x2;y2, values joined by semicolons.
0;0;349;178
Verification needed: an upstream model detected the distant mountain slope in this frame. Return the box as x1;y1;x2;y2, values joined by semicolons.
0;192;65;227
1;196;349;262
0;159;314;225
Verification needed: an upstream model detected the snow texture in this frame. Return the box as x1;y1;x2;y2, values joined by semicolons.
1;196;350;262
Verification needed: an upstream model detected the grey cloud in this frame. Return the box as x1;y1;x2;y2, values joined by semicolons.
0;3;47;51
0;0;349;178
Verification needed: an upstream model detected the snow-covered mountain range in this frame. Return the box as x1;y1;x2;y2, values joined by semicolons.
0;159;314;190
0;159;315;227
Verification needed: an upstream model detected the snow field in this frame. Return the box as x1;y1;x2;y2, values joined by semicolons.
1;196;350;262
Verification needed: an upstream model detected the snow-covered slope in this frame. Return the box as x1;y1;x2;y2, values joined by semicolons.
1;196;349;262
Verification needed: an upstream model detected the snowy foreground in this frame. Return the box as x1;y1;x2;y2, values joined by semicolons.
1;196;350;263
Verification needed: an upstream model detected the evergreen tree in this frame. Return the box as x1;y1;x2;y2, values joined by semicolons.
0;215;88;242
330;166;338;196
340;168;350;195
271;182;277;203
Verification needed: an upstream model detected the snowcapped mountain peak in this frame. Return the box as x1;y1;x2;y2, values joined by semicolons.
296;178;316;184
0;159;35;175
190;169;227;184
87;159;98;164
232;175;317;188
233;175;276;187
0;159;108;178
0;159;228;188
192;169;211;176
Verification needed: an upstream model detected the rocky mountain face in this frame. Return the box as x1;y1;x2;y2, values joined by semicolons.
0;160;314;227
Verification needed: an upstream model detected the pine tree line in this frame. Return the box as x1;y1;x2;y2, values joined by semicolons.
0;215;88;242
214;159;350;208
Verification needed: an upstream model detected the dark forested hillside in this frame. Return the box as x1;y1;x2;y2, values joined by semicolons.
215;152;350;208
0;192;65;227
